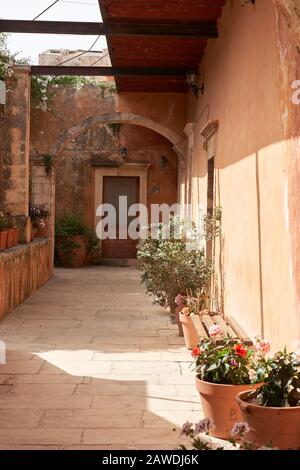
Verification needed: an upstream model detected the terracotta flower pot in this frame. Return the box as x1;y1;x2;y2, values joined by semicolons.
0;230;8;251
6;228;15;248
175;306;184;337
57;235;87;268
236;391;300;449
180;312;198;350
195;376;258;439
13;228;19;246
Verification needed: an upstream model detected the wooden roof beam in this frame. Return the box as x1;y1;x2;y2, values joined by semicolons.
0;19;218;38
30;65;188;77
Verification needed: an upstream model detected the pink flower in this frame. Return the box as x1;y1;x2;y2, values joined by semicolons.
231;422;250;437
258;340;271;355
256;337;271;356
175;294;184;306
181;421;193;436
230;358;238;367
209;324;222;337
195;418;215;434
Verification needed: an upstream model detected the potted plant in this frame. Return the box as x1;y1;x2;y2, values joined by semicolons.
177;290;208;349
29;205;48;239
0;211;9;251
175;293;185;337
192;331;266;439
137;213;220;334
35;210;49;238
236;346;300;449
55;213;99;268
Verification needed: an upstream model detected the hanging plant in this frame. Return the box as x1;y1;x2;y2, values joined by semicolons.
43;154;54;176
107;123;121;135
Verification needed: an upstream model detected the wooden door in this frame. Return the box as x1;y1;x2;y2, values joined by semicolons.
102;176;140;259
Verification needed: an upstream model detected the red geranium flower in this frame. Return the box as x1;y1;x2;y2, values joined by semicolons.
191;347;201;358
234;344;247;358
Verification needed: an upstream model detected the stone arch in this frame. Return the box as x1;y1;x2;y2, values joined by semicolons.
50;112;187;165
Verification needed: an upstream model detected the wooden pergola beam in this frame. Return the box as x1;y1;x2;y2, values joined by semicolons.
30;65;188;77
0;19;218;38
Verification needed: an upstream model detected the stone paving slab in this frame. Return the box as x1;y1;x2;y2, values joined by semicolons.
0;267;199;449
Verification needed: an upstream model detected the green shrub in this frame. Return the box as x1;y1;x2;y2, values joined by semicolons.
137;212;221;313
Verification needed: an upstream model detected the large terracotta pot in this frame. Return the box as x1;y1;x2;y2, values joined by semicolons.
180;313;198;349
0;230;8;251
237;391;300;449
175;306;184;337
57;235;87;268
6;228;15;248
13;228;19;246
195;376;257;439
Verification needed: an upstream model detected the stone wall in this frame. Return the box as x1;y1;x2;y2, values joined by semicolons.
0;239;53;321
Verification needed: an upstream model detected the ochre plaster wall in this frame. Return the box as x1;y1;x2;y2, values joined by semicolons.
185;0;299;349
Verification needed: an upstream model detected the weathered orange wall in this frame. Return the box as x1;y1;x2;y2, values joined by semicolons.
55;123;178;231
30;87;178;261
185;0;299;349
0;239;53;321
274;0;300;351
30;87;186;157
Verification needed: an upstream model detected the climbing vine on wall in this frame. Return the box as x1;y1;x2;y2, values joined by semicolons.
0;33;13;80
0;33;29;80
31;75;117;111
0;33;118;111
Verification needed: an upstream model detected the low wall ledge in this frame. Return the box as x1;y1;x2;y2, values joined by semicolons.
0;238;51;262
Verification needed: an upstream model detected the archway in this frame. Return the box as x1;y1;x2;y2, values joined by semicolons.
50;112;187;165
53;120;180;262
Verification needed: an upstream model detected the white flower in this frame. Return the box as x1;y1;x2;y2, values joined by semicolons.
248;369;257;382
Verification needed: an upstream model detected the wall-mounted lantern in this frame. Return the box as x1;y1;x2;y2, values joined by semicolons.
186;71;204;98
119;147;128;160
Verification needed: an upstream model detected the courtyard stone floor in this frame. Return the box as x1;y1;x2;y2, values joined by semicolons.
0;267;201;449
